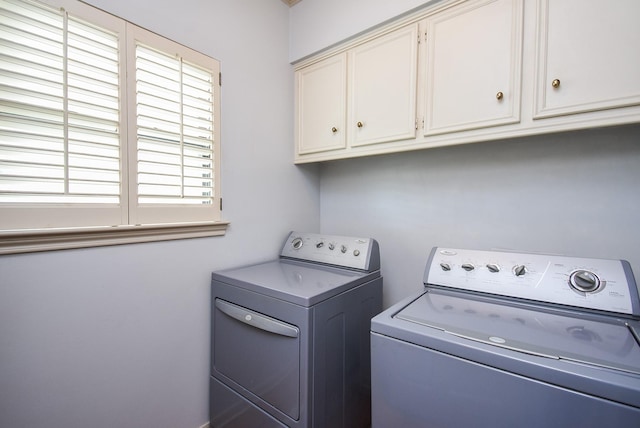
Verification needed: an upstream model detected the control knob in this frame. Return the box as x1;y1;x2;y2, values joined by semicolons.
340;245;347;254
440;263;451;271
461;263;475;272
569;270;600;293
486;263;500;273
292;237;303;249
513;265;527;277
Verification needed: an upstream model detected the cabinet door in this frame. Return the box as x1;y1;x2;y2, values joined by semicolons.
424;0;523;135
534;0;640;118
295;53;347;155
349;24;418;147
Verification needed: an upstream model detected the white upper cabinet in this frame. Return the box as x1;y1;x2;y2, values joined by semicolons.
293;0;640;163
534;0;640;118
424;0;523;135
349;24;419;147
295;53;347;155
294;24;419;161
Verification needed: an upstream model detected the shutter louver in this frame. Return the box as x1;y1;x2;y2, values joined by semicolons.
0;0;120;205
135;44;215;206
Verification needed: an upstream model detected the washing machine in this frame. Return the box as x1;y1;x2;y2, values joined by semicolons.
371;247;640;427
210;232;383;427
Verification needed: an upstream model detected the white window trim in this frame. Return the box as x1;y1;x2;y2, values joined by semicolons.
0;0;229;254
0;221;230;254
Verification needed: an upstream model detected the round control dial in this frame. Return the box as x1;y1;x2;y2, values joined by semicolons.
569;270;601;293
291;237;303;249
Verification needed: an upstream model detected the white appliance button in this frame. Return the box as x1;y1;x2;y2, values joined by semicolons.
440;250;457;256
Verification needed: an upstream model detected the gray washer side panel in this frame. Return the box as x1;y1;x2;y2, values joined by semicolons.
371;332;640;428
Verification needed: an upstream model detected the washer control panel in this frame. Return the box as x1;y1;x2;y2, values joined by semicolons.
280;231;380;272
425;247;639;316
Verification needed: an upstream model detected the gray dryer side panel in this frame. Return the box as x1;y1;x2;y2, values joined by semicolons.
211;275;383;428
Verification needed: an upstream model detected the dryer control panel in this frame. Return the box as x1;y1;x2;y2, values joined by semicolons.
424;247;639;316
280;231;380;272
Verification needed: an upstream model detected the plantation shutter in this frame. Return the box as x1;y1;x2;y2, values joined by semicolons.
1;0;223;239
135;44;215;206
0;0;121;207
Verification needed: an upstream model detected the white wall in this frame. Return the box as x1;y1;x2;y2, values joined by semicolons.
0;1;320;427
289;0;439;61
320;125;640;307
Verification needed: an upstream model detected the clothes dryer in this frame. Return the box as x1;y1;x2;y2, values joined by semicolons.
211;232;382;427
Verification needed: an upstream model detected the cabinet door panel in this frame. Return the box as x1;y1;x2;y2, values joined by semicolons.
296;54;347;155
424;0;523;135
534;0;640;118
349;25;418;147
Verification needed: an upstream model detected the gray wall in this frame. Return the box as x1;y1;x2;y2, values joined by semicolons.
0;1;320;427
320;125;640;307
289;0;437;61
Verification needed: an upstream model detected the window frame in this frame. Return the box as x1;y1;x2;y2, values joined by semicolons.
0;0;228;254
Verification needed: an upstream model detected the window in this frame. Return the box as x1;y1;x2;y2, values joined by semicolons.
0;0;226;253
